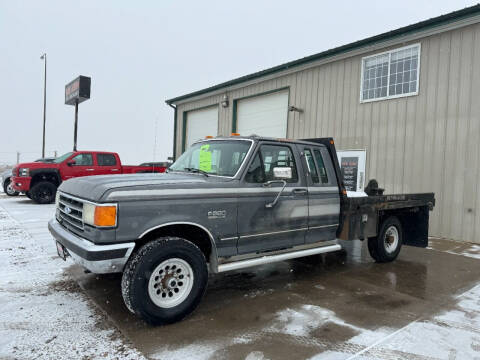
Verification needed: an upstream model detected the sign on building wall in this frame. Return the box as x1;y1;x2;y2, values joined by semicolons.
337;150;366;192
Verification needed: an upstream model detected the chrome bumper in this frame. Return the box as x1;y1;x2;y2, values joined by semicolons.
48;219;135;274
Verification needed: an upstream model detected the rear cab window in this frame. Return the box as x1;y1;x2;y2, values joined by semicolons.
302;146;335;187
97;153;117;166
304;149;319;183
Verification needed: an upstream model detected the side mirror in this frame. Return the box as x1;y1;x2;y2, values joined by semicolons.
273;167;292;180
67;160;76;167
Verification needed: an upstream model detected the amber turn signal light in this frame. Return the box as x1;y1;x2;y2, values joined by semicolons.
231;133;240;136
94;206;117;227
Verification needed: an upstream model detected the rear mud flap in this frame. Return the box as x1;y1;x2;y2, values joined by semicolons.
402;206;429;248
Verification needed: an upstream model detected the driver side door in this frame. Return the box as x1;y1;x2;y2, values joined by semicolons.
62;153;95;180
236;142;308;254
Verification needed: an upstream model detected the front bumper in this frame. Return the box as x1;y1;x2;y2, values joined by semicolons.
10;176;31;192
48;219;135;274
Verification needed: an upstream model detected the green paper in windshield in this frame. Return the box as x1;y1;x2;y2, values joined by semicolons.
199;144;212;172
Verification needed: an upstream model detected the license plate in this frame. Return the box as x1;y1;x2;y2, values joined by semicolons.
56;241;67;261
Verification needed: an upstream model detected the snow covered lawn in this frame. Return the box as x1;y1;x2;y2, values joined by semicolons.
0;195;144;360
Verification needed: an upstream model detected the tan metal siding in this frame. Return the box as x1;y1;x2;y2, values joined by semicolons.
174;23;480;243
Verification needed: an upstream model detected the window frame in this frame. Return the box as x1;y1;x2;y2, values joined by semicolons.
96;153;117;167
243;142;300;184
360;43;421;103
303;148;320;184
312;148;330;185
71;153;93;166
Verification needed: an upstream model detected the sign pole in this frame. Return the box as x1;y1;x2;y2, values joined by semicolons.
73;100;79;151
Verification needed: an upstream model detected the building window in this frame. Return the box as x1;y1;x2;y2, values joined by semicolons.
361;44;420;102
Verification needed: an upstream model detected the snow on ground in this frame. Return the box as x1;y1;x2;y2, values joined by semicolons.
446;244;480;260
0;195;145;360
307;286;480;359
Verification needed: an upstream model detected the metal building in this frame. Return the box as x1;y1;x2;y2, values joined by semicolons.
166;5;480;243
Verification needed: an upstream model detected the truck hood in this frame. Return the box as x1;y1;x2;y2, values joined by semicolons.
14;162;58;171
58;172;232;202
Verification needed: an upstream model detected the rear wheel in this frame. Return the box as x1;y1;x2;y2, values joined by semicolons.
3;179;19;196
121;237;208;325
368;216;403;263
30;181;57;204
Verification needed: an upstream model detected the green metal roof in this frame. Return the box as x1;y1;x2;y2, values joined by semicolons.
166;4;480;105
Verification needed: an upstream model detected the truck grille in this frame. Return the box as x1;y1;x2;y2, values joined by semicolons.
57;193;84;231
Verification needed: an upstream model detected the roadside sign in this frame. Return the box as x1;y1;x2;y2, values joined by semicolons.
65;75;91;151
65;76;91;105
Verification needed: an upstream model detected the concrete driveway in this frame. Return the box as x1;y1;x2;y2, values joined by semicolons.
72;235;480;359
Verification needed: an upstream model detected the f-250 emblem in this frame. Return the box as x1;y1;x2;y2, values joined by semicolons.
208;210;226;219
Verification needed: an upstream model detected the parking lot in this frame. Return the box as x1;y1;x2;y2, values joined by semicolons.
1;193;480;359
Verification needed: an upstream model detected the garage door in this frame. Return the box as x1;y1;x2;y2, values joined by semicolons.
236;90;288;138
185;106;218;148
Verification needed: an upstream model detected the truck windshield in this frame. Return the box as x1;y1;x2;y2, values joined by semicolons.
170;140;252;177
52;152;73;164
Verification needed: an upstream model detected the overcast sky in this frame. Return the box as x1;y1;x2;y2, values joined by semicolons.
0;0;476;165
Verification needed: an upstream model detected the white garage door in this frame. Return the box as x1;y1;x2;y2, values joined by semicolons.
185;106;218;148
237;90;289;138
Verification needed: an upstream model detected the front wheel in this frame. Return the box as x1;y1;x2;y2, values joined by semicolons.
30;181;57;204
3;179;19;196
121;237;208;325
368;216;403;263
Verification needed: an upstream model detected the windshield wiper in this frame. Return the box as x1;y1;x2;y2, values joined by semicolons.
183;167;209;177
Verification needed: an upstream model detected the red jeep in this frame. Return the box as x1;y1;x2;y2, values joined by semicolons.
11;151;166;204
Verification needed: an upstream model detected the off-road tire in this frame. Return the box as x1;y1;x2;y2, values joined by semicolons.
121;237;208;325
25;191;32;199
367;216;403;263
3;179;19;196
30;181;57;204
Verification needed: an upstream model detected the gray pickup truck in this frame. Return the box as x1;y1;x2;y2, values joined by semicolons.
48;136;435;325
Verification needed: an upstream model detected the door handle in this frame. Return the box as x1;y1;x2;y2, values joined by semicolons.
111;169;119;171
86;168;95;171
292;188;307;195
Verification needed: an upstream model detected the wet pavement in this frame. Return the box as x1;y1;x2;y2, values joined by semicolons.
70;237;480;359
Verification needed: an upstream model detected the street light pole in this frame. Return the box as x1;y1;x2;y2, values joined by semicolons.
40;53;47;158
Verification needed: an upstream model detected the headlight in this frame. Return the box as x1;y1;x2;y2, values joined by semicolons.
83;203;117;227
18;168;29;177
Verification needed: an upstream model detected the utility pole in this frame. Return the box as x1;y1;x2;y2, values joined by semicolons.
16;152;20;164
40;53;47;158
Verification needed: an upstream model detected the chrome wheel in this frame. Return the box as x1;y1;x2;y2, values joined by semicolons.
148;258;194;308
6;183;15;195
384;225;399;254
